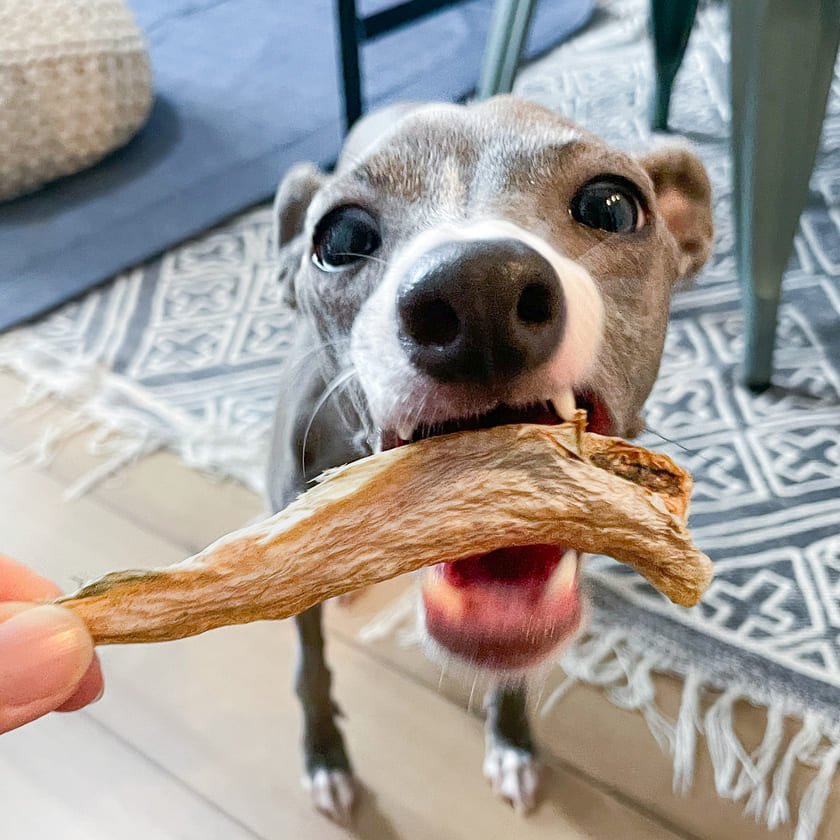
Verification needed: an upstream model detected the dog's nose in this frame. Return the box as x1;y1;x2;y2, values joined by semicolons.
397;238;566;384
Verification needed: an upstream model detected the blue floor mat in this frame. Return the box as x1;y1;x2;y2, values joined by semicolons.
0;0;593;332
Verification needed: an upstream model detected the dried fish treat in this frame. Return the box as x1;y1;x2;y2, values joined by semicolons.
58;418;712;645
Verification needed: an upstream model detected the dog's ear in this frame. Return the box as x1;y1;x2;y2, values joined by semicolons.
273;162;327;308
638;147;714;281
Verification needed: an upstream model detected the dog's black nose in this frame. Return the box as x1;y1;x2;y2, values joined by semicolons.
397;238;566;384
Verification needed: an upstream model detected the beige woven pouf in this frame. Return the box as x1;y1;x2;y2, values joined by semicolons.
0;0;153;201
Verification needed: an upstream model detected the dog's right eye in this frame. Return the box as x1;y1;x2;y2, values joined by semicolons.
312;206;381;271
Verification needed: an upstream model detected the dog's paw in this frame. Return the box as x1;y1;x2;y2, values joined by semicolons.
483;744;540;814
303;768;357;825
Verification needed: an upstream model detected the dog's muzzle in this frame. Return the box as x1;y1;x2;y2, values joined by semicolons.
396;238;565;385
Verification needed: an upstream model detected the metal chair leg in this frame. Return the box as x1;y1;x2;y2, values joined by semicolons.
649;0;699;131
336;0;363;131
476;0;539;99
730;0;840;389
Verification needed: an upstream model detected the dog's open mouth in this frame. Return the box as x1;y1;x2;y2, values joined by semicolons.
382;394;611;670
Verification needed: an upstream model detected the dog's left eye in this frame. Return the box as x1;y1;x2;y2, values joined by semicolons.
570;177;645;234
312;206;381;271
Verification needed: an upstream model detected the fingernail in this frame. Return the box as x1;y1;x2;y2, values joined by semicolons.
0;606;94;708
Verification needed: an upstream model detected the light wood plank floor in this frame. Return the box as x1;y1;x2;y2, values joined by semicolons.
2;368;835;839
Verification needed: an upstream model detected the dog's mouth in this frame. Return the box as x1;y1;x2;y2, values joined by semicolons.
381;392;611;671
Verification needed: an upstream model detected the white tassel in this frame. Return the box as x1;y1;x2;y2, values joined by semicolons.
766;714;824;830
735;704;786;818
357;589;417;643
641;698;677;755
3;380;52;419
543;628;625;717
561;628;627;686
704;687;747;797
64;436;161;499
607;651;676;753
18;380;51;408
606;647;654;708
539;675;577;717
13;414;95;468
673;671;703;794
794;741;840;840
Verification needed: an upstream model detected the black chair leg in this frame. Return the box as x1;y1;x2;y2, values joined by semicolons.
336;0;364;131
650;0;700;131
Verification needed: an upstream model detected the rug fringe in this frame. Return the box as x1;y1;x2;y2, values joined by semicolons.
65;436;164;500
735;704;784;818
357;588;422;648
673;671;702;794
0;334;265;497
795;742;840;840
558;626;840;840
767;714;824;830
358;602;840;839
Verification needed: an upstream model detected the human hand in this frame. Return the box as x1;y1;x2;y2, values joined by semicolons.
0;554;103;734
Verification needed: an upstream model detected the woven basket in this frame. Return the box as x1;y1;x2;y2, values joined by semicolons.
0;0;153;200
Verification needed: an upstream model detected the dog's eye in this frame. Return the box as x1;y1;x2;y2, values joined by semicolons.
312;206;381;271
570;178;645;234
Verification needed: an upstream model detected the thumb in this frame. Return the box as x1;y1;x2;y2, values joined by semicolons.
0;604;94;734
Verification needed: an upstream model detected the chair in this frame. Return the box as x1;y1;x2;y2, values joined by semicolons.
651;0;840;390
335;0;467;131
335;0;541;129
475;0;540;99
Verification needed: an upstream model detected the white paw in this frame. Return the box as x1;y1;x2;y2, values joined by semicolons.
483;744;540;814
303;768;357;825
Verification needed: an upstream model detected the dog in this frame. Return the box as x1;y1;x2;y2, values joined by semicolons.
266;95;713;823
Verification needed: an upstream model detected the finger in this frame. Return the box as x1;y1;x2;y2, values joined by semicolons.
56;656;104;712
0;604;94;734
0;554;62;601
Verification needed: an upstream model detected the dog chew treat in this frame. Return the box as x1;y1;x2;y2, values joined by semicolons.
58;415;712;645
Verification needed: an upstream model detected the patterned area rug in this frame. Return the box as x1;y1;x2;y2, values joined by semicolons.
3;1;840;836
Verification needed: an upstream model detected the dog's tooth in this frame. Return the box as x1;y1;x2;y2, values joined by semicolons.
545;549;579;597
397;424;414;443
552;390;577;423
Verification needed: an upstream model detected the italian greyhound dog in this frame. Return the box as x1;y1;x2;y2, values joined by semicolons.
266;96;713;823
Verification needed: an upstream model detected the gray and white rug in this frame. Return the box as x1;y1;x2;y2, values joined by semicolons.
3;1;840;836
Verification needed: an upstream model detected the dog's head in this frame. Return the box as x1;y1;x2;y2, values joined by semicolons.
275;96;713;673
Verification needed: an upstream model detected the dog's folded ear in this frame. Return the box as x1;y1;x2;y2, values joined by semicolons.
639;146;714;281
273;162;327;308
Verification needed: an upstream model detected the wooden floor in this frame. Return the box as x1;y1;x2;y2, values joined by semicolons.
1;367;831;840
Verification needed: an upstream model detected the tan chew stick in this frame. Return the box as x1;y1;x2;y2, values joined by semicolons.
58;416;713;645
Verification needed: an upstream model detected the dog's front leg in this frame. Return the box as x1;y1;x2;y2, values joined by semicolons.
484;682;540;813
295;604;355;824
266;341;369;823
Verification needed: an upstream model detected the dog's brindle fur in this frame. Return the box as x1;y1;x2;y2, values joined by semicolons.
266;96;713;821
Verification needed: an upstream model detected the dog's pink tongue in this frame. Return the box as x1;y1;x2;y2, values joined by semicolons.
421;545;583;670
442;545;559;592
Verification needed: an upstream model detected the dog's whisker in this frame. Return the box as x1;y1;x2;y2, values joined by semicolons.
405;391;433;438
287;336;352;373
300;367;359;475
332;251;390;267
643;425;690;452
